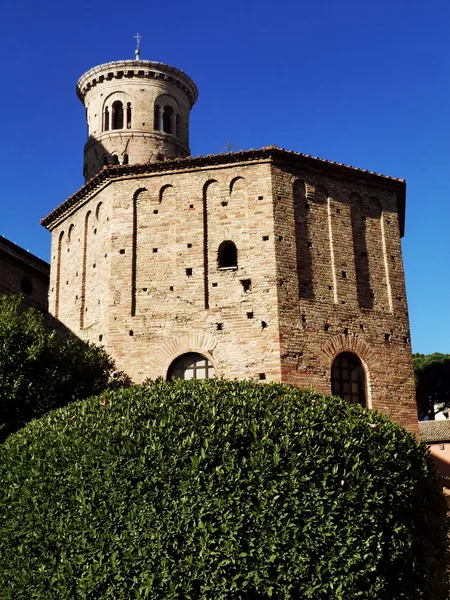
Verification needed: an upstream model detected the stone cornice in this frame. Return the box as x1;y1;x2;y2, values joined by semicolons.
76;60;198;107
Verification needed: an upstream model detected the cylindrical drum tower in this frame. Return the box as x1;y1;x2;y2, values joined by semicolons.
76;60;198;181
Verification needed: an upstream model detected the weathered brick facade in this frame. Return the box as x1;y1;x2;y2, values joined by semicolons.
42;58;417;433
0;235;49;312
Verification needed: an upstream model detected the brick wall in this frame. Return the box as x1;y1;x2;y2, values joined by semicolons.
45;150;418;434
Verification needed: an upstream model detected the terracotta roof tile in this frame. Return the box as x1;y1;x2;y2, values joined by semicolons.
418;420;450;443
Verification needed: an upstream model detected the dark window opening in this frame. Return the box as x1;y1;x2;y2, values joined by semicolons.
126;103;132;128
247;312;254;319
216;323;223;331
123;153;129;165
259;373;266;380
240;279;251;292
168;352;215;380
112;101;124;130
154;104;160;130
186;268;193;276
218;240;238;269
163;105;174;133
104;107;109;131
21;278;33;294
102;155;109;166
331;352;366;407
176;113;180;137
111;155;119;165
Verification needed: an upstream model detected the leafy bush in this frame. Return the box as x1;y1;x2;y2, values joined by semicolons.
0;294;119;440
0;379;448;599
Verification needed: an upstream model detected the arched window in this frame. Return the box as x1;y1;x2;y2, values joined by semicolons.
218;241;238;269
163;105;174;133
154;104;160;130
111;155;119;165
112;101;124;130
123;153;129;165
104;107;109;131
126;102;132;129
168;352;215;380
331;352;366;407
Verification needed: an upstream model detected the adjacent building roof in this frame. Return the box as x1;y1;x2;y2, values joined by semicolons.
418;420;450;443
0;235;49;276
41;146;406;234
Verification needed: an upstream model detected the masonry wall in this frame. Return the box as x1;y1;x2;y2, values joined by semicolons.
106;160;282;382
271;163;418;433
0;245;49;312
49;192;112;343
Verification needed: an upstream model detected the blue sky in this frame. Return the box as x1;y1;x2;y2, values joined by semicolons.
1;0;449;354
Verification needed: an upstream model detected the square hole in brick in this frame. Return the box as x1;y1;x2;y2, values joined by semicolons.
341;270;347;279
153;209;158;214
119;249;125;254
307;241;313;248
221;200;228;207
94;228;97;234
258;195;264;200
344;328;349;335
216;323;223;331
142;288;148;292
99;335;103;341
360;324;365;331
240;279;251;292
262;235;269;241
129;330;134;336
93;263;96;268
187;243;192;248
186;268;193;276
261;320;267;329
170;286;174;291
259;373;266;380
302;315;307;323
212;282;218;287
336;209;340;214
189;204;194;209
324;323;330;331
247;312;254;319
385;333;392;342
153;248;158;253
278;236;283;241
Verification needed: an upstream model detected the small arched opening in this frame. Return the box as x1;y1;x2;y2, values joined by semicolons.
126;102;132;129
123;153;129;165
154;104;160;130
104;107;110;132
168;352;215;380
331;352;367;407
163;105;174;134
112;101;124;130
218;240;238;269
111;155;119;165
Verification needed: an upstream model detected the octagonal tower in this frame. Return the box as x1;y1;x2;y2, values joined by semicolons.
77;59;198;181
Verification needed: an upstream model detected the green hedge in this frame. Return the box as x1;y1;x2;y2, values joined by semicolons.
0;294;122;441
0;380;447;599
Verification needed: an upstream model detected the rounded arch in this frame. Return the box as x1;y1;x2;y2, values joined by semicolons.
323;334;374;408
368;196;382;219
218;240;238;269
111;101;124;130
229;176;246;194
314;185;328;204
293;179;306;201
159;184;174;203
331;352;367;407
111;154;119;165
95;202;103;220
67;224;75;242
167;352;216;380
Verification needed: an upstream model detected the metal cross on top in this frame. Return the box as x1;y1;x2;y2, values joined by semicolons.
222;140;237;154
134;32;142;59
